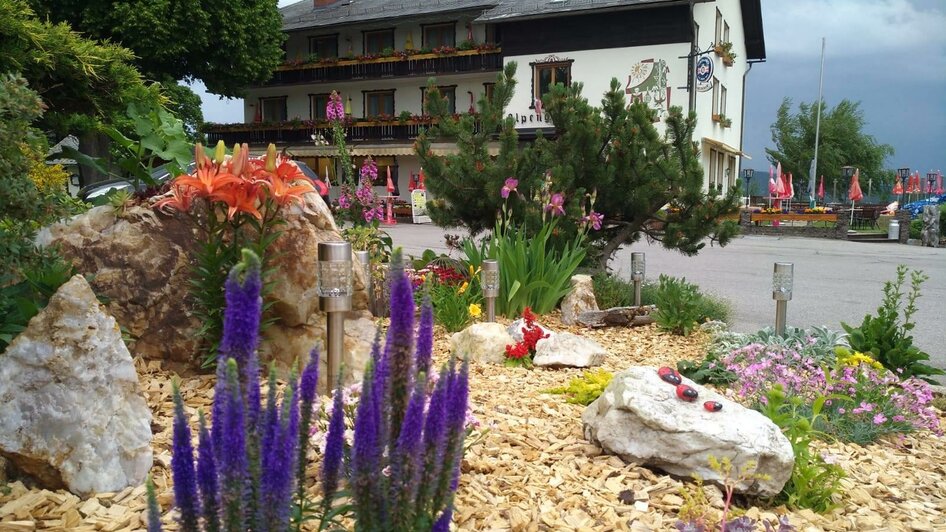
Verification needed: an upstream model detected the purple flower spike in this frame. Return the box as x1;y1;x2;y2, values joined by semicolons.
500;177;518;199
170;383;199;531
219;249;262;375
545;192;566;216
432;506;453;532
390;381;427;528
415;297;434;379
300;348;320;407
352;364;383;529
220;359;246;529
196;412;219;532
385;251;416;439
146;476;162;532
321;382;346;507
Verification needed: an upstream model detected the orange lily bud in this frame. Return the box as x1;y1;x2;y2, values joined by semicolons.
214;140;226;164
231;143;243;176
265;143;277;172
194;143;206;166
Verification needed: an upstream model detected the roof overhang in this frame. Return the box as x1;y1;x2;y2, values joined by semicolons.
702;137;751;159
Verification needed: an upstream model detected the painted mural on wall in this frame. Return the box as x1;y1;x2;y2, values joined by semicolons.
624;58;671;119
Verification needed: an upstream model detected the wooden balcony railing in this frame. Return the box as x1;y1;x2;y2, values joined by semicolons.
264;48;503;86
204;118;481;145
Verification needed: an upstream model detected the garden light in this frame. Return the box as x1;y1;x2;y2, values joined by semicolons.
772;262;793;335
318;241;353;391
481;259;499;322
631;252;645;306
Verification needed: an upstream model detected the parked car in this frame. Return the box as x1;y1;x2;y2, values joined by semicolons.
78;160;324;202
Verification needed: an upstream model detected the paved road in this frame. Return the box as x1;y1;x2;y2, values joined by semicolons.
382;223;946;374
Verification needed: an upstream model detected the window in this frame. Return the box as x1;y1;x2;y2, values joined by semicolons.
709;149;718;189
728;155;737;189
716;151;725;191
532;61;571;105
485;24;498;44
353;156;396;186
364;90;395;117
719;84;727;116
310;93;330;120
364;29;394;54
422;86;456;114
723;22;730;43
715;8;723;42
308;35;338;59
711;77;719;115
483;82;495;104
423;23;455;48
260;97;287;122
313;157;336;184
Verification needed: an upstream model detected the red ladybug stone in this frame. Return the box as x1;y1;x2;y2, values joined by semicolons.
704;401;723;412
658;366;682;385
676;384;698;401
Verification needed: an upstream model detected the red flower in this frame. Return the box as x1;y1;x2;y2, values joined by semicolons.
522;307;537;324
504;342;529;360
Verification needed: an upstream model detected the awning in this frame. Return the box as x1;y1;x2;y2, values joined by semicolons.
291;142;500;157
702;137;751;159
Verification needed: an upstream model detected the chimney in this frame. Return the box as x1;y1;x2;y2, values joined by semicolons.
314;0;339;6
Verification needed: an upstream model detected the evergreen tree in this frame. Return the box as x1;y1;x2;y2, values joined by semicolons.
416;62;740;270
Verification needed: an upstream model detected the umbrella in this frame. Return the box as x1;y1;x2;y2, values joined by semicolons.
848;168;864;225
787;172;795;199
892;176;903;195
817;175;825;199
418;167;426;190
386;165;395;194
768;166;777;203
936;172;944;195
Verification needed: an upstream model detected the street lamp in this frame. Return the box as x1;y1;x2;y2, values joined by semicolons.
839;165;855;203
318;241;353;392
742;168;753;208
897;167;910;205
481;259;499;322
772;262;793;336
631;252;645;307
927;171;937;201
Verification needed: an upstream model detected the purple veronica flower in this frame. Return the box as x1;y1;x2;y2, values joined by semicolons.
146;477;162;532
171;384;199;531
300;348;320;407
389;381;427;528
352;363;383;529
219;249;262;377
415;297;434;379
384;253;416;439
500;177;518;199
196;412;219;532
417;365;449;510
545;192;565;216
321;381;346;505
432;506;453;532
220;359;246;529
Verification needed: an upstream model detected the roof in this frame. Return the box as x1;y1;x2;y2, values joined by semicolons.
475;0;681;22
741;0;766;60
280;0;499;32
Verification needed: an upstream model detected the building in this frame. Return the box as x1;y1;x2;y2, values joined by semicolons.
205;0;765;197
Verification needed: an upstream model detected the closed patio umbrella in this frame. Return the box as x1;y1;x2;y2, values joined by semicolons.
848;168;864;225
817;175;825;200
893;175;903;196
936;172;944;195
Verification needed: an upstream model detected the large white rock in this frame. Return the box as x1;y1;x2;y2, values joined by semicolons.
560;274;599;325
582;366;793;496
450;322;514;364
0;275;153;497
533;333;606;368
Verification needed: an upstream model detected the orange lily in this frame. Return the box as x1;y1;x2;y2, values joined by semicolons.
263;173;315;207
210;181;263;220
175;160;242;198
153;183;196;214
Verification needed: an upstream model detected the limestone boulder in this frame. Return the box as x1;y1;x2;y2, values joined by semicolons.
0;275;153;497
533;333;607;368
560;274;599;325
37;193;369;372
582;366;793;496
451;323;514;365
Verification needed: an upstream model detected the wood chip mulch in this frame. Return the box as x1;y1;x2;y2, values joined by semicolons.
2;315;945;531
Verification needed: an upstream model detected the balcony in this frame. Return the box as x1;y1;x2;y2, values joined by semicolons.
204;117;482;146
265;48;503;86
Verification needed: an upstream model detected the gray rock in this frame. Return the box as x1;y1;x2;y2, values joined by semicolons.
560;274;599;325
0;275;153;497
451;322;514;364
533;332;606;368
582;366;793;496
506;318;554;342
921;205;940;247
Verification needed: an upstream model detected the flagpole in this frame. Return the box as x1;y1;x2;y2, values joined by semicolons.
810;37;826;208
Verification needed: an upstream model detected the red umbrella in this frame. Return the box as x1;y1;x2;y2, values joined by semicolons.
817;175;825;199
849;169;864;202
892;176;903;195
418;167;426;190
787;172;795;199
386;165;395;194
936;172;944;195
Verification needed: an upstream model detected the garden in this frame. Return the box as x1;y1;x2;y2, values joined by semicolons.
2;7;946;530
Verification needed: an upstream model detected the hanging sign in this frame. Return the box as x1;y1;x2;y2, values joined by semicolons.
695;55;714;92
411;189;432;224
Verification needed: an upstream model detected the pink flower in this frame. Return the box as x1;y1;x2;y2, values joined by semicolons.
545;192;565;216
501;177;518;198
326;91;345;121
873;413;887;425
583;211;603;230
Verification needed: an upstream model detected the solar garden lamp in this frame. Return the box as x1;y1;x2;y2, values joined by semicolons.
631;252;645;307
772;262;793;336
318;241;353;392
481;259;500;322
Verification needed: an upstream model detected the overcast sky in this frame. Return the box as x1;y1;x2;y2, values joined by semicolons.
196;0;945;174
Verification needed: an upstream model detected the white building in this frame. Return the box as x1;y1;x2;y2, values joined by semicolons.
207;0;765;196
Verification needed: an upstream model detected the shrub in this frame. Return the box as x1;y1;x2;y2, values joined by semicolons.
427;279;482;333
652;275;702;335
545;370;613;405
0;251;76;350
156;250;470;531
909;219;922;239
842;265;942;381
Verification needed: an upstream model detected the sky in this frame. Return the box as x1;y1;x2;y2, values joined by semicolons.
196;0;946;174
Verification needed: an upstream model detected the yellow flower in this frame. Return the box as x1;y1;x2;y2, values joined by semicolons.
841;351;883;370
468;303;482;318
457;281;469;295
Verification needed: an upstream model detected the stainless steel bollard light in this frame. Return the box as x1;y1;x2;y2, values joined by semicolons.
481;259;500;322
772;262;794;335
318;241;353;392
631;252;645;307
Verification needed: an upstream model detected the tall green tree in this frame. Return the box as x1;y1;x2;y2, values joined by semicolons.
416;62;739;270
767;98;894;201
28;0;285;98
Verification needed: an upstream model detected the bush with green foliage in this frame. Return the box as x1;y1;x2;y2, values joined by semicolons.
426;276;482;333
651;275;731;335
0;252;75;350
545;370;614;405
841;265;942;382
